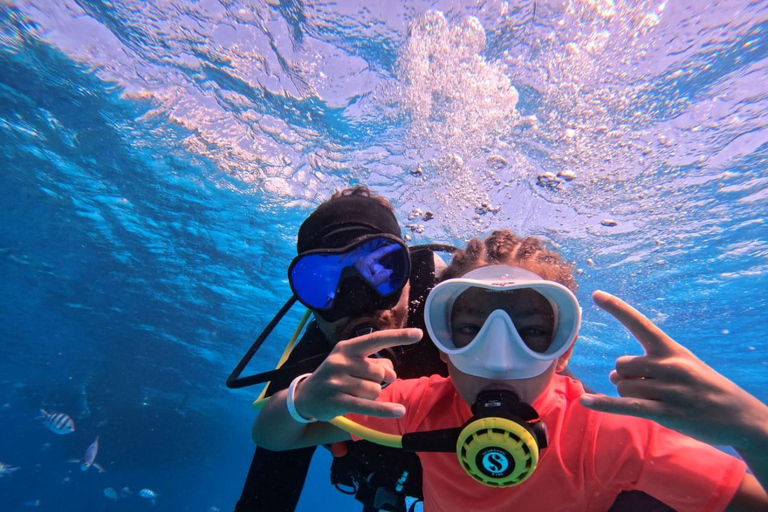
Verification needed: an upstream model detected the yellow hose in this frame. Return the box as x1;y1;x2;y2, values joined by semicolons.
329;416;403;448
254;309;312;402
250;308;403;449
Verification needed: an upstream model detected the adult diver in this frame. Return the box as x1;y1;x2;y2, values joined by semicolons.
228;186;677;512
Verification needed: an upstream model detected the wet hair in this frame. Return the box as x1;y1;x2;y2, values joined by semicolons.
328;186;394;210
440;230;577;292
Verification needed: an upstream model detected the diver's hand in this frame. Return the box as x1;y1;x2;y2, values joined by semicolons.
580;291;768;449
293;328;422;422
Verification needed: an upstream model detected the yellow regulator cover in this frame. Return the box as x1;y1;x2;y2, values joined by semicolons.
456;416;540;487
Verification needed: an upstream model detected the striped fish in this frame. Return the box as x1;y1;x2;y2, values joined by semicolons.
38;409;75;434
103;487;119;501
139;488;158;505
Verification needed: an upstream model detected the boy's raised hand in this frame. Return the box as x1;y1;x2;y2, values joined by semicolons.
294;328;423;422
580;291;767;448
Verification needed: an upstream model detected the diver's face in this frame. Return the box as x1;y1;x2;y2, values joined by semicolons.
315;282;411;344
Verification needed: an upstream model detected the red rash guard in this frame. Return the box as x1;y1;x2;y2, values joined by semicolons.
347;374;746;512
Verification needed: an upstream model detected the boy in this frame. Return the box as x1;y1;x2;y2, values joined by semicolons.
253;231;767;511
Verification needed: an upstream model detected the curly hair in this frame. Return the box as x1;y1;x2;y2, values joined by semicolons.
440;230;577;292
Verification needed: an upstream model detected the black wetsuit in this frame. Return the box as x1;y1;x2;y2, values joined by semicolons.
234;249;677;512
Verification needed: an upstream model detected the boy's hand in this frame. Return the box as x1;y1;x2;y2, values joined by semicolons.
580;291;766;448
352;243;399;286
294;328;423;422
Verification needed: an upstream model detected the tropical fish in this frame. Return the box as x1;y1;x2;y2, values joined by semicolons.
103;487;119;501
139;488;158;505
38;409;75;434
0;462;19;477
139;488;158;498
69;436;105;473
119;487;132;498
23;499;41;507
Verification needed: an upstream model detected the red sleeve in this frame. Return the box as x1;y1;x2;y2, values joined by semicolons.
591;413;747;512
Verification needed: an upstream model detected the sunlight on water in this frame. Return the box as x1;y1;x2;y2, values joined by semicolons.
8;0;766;243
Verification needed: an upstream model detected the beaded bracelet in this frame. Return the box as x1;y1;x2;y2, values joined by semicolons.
286;373;317;424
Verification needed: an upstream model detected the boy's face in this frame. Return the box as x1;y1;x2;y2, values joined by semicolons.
438;268;573;405
450;287;555;353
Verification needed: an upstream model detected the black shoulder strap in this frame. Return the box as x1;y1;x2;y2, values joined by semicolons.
235;324;330;512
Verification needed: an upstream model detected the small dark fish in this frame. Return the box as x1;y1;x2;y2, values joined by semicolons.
38;409;75;434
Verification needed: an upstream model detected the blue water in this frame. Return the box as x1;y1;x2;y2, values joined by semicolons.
1;2;766;511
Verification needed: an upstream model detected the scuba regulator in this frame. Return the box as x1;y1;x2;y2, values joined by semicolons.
454;390;547;487
329;389;547;488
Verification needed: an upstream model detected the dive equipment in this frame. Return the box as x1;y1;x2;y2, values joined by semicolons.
252;388;547;488
226;244;455;391
226;297;319;390
454;390;547;487
289;234;411;322
296;194;402;254
425;265;581;380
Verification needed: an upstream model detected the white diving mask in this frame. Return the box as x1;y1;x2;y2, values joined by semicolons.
425;265;581;380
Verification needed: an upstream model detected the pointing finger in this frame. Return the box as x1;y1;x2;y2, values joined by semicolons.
592;291;675;356
369;243;400;259
342;328;423;359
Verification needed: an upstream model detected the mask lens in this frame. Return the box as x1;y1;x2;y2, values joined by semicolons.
450;288;555;353
289;236;410;311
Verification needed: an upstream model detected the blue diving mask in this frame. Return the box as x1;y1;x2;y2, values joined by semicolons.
288;234;411;322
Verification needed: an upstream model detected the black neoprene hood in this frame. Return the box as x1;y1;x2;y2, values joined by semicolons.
296;195;402;253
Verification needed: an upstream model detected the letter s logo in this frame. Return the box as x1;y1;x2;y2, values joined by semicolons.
482;451;509;474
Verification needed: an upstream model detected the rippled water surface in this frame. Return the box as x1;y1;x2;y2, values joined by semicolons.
1;1;766;511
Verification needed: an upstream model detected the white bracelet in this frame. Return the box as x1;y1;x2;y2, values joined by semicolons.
286;373;317;424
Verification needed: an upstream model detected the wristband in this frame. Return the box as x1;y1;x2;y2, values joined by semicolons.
286;373;317;423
